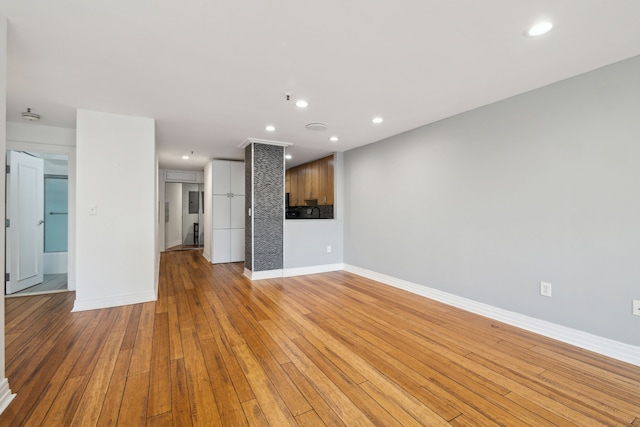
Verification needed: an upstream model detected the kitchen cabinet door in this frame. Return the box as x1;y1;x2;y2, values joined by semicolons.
230;195;245;229
295;166;306;206
230;161;245;195
285;169;290;194
212;160;231;194
305;160;322;203
324;155;334;205
212;229;231;263
230;229;245;262
212;195;230;229
317;159;327;204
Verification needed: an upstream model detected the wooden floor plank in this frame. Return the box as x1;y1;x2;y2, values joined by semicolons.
41;375;90;426
117;373;150;426
1;249;638;426
170;359;192;427
180;327;222;425
147;312;171;418
97;349;133;427
69;329;126;426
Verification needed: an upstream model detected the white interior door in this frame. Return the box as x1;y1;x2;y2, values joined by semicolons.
6;151;45;294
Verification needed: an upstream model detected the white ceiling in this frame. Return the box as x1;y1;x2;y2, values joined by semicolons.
2;1;640;170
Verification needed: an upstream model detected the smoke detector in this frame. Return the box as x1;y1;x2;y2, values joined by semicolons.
21;108;41;122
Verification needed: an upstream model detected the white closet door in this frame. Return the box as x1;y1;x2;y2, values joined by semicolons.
230;161;245;195
212;229;231;263
230;195;245;229
230;229;245;262
212;160;230;194
212;195;230;229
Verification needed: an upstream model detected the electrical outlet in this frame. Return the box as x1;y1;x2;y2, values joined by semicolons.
89;204;97;215
633;300;640;317
540;282;552;297
326;245;332;253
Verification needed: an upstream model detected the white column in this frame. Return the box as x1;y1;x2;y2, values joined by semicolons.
74;109;157;311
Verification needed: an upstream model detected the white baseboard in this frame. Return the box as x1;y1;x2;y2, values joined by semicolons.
244;263;345;280
72;290;157;312
283;263;344;277
343;264;640;367
244;268;283;280
0;378;15;415
202;250;211;263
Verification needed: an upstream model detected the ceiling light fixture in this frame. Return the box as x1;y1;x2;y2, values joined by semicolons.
21;107;41;122
182;155;190;160
285;154;292;160
295;100;309;108
329;136;339;142
372;116;383;124
265;125;276;132
527;21;553;37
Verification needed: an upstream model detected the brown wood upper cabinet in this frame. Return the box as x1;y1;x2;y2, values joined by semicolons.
285;154;334;206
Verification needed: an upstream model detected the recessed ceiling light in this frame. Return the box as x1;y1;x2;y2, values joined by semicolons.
182;155;190;160
296;100;309;108
527;21;553;37
329;136;339;142
285;154;292;160
265;125;276;132
372;116;383;124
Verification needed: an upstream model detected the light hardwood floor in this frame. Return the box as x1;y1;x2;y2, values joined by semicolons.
2;250;639;426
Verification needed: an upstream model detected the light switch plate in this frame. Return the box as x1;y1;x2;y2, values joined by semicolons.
633;300;640;316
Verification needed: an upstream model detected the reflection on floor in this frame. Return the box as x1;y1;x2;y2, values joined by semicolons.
165;244;204;251
7;273;69;297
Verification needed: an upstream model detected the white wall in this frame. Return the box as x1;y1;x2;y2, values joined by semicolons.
74;109;156;311
344;56;640;347
283;152;344;273
203;161;213;261
0;14;16;414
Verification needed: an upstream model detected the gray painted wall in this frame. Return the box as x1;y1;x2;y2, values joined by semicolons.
284;152;344;269
344;56;640;345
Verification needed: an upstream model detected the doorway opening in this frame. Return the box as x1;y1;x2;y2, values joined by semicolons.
164;182;204;251
5;150;70;296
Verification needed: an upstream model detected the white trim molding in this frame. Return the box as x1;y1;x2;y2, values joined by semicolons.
72;290;157;312
244;268;283;281
239;138;293;149
343;264;640;367
283;263;344;278
244;263;345;280
0;378;15;415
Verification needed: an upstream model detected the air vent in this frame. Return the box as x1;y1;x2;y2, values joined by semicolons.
305;123;328;131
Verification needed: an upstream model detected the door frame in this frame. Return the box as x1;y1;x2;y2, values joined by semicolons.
6;141;76;291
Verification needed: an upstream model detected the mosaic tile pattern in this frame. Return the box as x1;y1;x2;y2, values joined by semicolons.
244;143;284;272
252;144;284;271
